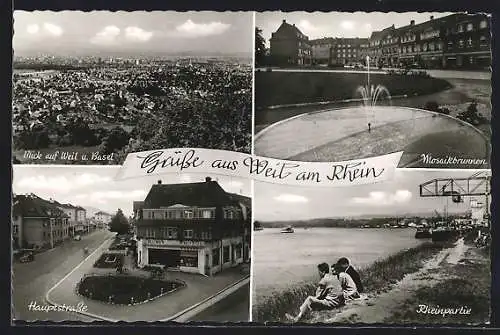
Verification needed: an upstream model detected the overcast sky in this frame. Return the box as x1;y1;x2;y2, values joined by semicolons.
255;169;490;221
256;12;454;47
13;166;251;218
13;11;253;56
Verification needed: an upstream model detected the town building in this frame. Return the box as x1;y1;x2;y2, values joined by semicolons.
269;19;312;66
329;37;370;66
12;194;69;250
135;177;251;275
94;210;113;228
369;13;491;69
310;37;335;64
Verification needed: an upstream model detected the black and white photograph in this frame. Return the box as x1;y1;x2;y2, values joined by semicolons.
254;12;491;169
252;169;491;324
12;11;253;165
12;166;251;322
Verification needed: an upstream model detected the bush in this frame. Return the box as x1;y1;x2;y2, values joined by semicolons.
424;101;440;112
93;253;125;269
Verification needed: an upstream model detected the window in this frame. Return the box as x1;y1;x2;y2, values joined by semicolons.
202;210;213;219
212;248;220;266
184;210;193;219
50;218;55;226
480;36;488;48
145;228;155;238
480;20;488;29
166;227;178;239
223;246;230;263
423;43;428;52
447;41;453;49
467;38;473;47
457;24;464;32
459;39;464;48
201;231;212;240
429;43;435;51
184;229;194;239
466;23;473;31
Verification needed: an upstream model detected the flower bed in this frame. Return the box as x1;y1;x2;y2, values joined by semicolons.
77;275;185;305
93;253;125;269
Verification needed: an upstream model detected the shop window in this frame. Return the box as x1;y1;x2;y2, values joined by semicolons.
212;248;220;266
235;244;242;259
180;251;198;268
223;246;230;263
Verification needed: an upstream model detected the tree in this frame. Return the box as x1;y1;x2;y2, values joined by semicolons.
255;27;267;67
98;126;130;155
109;209;131;235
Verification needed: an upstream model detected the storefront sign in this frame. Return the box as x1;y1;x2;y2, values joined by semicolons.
143;239;205;248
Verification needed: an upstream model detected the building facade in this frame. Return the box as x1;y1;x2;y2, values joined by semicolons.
12;194;69;250
369;13;491;69
330;37;370;66
135;177;251;275
95;211;113;228
269;20;312;66
310;37;335;64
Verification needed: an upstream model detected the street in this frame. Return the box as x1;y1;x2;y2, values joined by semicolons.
12;229;114;322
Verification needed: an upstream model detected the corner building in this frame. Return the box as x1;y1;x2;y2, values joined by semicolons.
135;177;251;275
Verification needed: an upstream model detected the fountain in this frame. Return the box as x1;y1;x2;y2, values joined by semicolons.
254;54;490;169
355;56;392;127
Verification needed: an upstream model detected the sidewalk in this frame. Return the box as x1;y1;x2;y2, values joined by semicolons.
46;241;249;321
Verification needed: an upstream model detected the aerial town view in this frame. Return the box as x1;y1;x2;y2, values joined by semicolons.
252;169;491;324
12;11;252;165
254;12;491;169
12;166;251;322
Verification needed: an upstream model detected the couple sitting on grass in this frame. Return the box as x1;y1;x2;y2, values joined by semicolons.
285;257;364;323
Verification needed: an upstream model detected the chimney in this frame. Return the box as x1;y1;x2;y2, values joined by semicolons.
283;19;286;23
430;15;434;20
205;177;212;183
410;20;415;25
157;180;162;184
293;24;295;27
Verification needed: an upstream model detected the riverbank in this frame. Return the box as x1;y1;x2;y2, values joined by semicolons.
253;241;450;322
254;237;490;325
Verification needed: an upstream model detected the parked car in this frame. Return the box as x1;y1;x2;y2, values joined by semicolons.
74;235;81;241
19;251;34;263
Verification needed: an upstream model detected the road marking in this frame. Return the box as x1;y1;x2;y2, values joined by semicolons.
45;234;116;322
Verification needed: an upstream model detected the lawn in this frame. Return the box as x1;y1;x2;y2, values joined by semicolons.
255;71;451;109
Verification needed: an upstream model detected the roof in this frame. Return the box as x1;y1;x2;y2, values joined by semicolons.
13;194;69;218
133;201;145;211
95;211;112;216
310;37;335;45
271;20;308;40
227;193;251;208
143;178;240;209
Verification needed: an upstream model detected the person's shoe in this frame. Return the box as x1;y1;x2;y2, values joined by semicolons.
285;313;297;323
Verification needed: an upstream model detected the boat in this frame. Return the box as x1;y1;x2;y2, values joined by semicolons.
431;226;458;242
415;227;432;239
253;226;264;231
281;226;294;233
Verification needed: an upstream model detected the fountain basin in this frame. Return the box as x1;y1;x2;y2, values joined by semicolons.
254;106;489;169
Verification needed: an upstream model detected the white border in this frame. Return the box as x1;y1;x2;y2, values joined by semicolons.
249;10;256;323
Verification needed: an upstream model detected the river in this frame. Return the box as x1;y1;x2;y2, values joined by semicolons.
252;227;424;305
